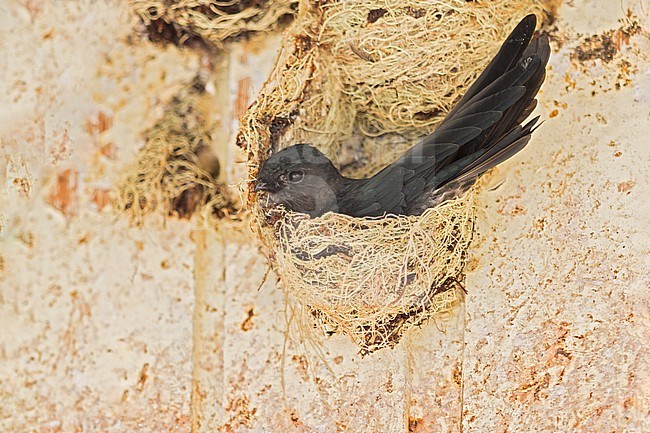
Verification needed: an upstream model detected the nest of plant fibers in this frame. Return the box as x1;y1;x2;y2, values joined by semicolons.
240;0;550;354
275;189;477;354
130;0;299;48
115;78;237;225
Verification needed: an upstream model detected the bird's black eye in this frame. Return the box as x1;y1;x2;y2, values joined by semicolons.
287;170;305;183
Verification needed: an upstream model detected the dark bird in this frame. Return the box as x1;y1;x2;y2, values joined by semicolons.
255;14;550;218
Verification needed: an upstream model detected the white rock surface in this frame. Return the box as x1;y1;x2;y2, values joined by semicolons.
1;1;648;432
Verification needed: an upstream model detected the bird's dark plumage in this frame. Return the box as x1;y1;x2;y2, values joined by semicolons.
256;15;550;218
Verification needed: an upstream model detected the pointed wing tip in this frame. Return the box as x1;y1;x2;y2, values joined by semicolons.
512;14;538;41
522;14;538;28
529;116;544;132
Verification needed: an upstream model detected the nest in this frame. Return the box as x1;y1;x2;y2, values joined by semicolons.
275;189;476;353
115;77;237;224
239;1;551;354
130;0;299;48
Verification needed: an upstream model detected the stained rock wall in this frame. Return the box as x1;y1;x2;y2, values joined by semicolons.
1;1;648;432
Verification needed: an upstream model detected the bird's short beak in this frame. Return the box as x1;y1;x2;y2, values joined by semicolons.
254;181;271;193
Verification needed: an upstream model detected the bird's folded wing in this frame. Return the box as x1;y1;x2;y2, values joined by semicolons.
339;15;549;218
339;165;413;217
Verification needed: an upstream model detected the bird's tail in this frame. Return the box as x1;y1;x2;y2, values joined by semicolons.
433;15;551;191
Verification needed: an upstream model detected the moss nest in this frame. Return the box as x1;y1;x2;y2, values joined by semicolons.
238;0;552;353
115;77;238;225
130;0;299;48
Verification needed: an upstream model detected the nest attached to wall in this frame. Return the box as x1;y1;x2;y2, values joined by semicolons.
130;0;299;48
115;78;237;224
239;0;550;354
275;190;477;354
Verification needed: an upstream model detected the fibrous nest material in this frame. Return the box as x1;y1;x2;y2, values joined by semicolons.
115;78;237;224
276;190;477;354
130;0;299;48
239;0;551;354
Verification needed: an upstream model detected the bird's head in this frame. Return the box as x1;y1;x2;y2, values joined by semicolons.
254;144;342;217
